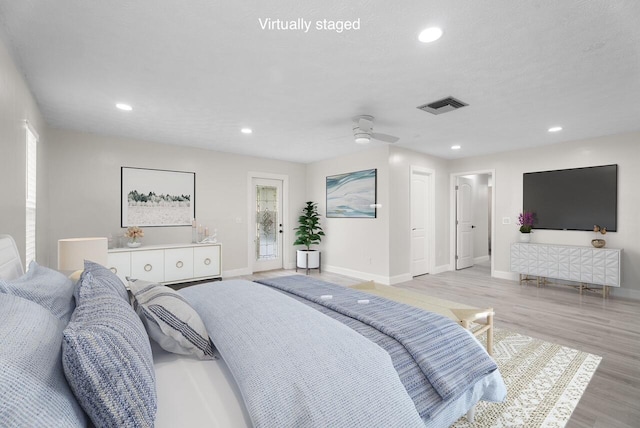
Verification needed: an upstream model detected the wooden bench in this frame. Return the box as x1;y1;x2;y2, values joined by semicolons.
350;281;494;355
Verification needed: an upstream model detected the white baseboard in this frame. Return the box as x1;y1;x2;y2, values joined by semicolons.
432;264;452;275
493;270;519;281
474;255;490;264
611;287;640;301
323;265;394;285
221;267;252;278
389;273;413;285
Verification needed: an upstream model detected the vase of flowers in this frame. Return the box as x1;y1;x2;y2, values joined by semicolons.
517;211;535;243
592;225;606;248
125;226;144;248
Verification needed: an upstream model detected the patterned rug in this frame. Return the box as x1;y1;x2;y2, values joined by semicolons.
452;329;601;428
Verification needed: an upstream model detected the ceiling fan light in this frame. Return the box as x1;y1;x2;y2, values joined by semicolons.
355;136;370;144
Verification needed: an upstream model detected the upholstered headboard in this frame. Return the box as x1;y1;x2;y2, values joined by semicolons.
0;235;24;280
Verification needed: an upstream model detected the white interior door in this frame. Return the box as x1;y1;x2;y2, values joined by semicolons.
252;178;283;272
411;170;431;276
456;176;474;270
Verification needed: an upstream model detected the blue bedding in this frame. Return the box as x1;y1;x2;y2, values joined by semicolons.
181;280;425;428
256;275;505;420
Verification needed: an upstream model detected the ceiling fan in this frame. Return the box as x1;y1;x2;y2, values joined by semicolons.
352;115;399;144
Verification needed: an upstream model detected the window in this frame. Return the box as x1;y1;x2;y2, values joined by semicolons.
25;122;37;267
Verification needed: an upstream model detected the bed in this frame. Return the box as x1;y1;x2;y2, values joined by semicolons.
0;234;506;427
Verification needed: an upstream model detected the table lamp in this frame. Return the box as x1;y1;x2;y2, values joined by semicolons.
58;237;108;280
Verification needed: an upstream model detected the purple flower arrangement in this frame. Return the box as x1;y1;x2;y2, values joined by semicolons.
517;211;536;233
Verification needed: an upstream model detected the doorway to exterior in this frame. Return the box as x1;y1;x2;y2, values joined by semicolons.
410;166;435;277
249;174;288;272
451;171;494;275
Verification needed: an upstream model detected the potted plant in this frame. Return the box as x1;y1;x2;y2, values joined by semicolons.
294;201;325;272
517;211;535;243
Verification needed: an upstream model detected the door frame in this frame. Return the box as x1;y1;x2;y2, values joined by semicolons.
410;166;435;277
449;169;495;276
247;172;289;272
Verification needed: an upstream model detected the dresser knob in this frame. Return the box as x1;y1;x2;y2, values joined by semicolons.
204;258;211;265
110;267;118;274
144;264;153;272
176;261;184;268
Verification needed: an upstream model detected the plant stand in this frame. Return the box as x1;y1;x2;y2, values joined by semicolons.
296;251;321;275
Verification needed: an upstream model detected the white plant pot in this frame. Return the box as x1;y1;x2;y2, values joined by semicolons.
519;233;531;243
297;250;320;269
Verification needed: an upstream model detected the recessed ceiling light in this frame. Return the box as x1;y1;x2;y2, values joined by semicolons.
451;145;461;150
418;27;443;43
548;126;563;133
116;103;132;111
241;128;253;134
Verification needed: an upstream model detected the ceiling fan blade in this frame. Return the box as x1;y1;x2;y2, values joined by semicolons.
358;117;373;133
371;133;399;143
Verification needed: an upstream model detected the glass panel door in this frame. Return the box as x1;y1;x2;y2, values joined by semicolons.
253;178;283;271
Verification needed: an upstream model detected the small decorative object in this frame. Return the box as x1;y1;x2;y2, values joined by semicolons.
592;225;607;248
125;226;144;248
517;211;535;243
294;201;325;273
192;219;198;243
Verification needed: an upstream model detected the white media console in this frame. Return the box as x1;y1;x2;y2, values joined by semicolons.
107;243;221;286
510;242;622;298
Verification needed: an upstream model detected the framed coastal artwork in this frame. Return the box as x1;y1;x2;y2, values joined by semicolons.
121;167;195;227
326;168;377;218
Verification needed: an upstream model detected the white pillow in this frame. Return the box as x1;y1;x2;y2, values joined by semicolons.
127;278;215;360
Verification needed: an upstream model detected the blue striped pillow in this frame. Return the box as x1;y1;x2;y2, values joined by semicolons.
62;271;156;427
0;260;75;323
80;260;129;302
1;293;86;427
128;278;215;360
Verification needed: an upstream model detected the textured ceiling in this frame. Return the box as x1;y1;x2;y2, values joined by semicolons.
1;1;639;163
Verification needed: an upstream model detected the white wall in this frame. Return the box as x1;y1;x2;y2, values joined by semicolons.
0;34;49;267
306;146;391;283
451;132;640;299
388;146;451;278
45;128;307;276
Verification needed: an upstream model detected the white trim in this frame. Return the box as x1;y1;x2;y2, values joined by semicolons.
432;264;452;275
389;273;413;285
247;172;289;273
493;270;518;281
474;255;490;264
222;267;252;278
24;120;40;141
449;169;496;276
323;264;393;285
611;288;640;301
410;166;436;276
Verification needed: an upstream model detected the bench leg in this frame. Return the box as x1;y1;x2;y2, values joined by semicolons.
466;405;476;423
486;313;494;356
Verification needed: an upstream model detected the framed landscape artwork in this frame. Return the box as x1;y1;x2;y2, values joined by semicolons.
326;168;377;218
121;167;195;227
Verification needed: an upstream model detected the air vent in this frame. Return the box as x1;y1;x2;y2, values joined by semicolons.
417;96;468;115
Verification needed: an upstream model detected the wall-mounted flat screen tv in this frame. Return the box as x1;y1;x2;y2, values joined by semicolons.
523;164;617;231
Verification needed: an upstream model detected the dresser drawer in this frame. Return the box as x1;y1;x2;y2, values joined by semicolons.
164;247;194;282
194;245;220;278
107;252;130;286
131;250;165;283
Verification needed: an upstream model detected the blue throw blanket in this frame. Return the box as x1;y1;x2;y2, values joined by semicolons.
180;280;425;428
256;276;499;416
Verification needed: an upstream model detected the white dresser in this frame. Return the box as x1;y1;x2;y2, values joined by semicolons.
108;243;221;286
510;242;622;297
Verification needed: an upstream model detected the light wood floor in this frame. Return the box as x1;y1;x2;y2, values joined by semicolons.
243;263;640;428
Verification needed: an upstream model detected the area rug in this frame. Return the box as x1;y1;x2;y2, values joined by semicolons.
452;328;601;428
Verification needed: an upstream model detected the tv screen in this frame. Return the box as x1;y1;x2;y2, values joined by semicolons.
523;164;617;232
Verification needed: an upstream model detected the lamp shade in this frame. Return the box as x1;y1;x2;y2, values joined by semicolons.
58;237;108;271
